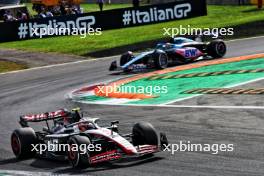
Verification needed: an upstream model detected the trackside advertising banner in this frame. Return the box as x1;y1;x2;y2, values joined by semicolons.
0;0;207;42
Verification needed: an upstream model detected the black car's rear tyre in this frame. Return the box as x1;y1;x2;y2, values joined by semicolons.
132;122;158;146
11;127;38;159
207;40;226;58
120;51;134;66
154;52;168;69
67;135;91;168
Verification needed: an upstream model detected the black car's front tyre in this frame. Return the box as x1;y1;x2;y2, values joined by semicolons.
207;40;227;58
154;51;168;69
67;135;91;168
132;122;158;146
11;127;38;159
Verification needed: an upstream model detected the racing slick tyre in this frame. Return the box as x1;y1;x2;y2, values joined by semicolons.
132;122;158;146
154;52;168;69
67;135;91;168
207;40;226;58
120;51;134;66
11;127;38;159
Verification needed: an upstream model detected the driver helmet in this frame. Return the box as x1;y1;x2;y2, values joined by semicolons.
165;42;172;48
56;108;81;126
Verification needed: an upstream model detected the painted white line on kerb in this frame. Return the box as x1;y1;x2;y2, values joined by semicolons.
1;35;264;76
163;76;264;105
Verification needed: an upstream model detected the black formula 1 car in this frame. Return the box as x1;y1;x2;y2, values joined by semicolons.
109;37;227;72
11;108;168;168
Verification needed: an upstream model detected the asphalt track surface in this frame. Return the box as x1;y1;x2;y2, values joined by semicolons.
0;37;264;175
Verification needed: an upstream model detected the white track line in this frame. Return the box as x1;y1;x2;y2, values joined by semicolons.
158;105;264;110
72;99;264;110
0;169;87;176
0;55;115;75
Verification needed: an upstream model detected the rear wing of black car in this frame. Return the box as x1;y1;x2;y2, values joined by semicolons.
19;109;69;127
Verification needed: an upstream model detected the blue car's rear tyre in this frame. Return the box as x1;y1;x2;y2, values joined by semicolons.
207;40;226;58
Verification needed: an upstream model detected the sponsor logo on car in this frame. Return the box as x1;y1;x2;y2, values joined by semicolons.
90;150;121;164
184;49;198;58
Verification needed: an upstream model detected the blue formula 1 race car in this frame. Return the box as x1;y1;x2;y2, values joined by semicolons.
109;37;227;72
